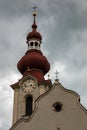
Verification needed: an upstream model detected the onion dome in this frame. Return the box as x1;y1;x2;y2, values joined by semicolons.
26;10;42;43
17;6;50;82
17;49;50;75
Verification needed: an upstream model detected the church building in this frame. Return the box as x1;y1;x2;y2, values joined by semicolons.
9;7;87;130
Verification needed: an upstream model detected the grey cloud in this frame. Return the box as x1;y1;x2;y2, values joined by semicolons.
40;0;87;72
0;0;87;130
0;0;33;20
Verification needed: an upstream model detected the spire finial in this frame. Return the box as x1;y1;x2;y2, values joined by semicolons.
54;70;59;83
54;70;59;79
32;5;37;15
26;5;42;43
32;5;37;31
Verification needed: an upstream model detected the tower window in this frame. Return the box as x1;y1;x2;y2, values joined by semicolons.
30;42;33;46
26;95;33;116
35;42;38;46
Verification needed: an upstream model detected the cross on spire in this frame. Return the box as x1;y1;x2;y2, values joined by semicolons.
32;5;37;16
32;5;37;12
54;70;59;79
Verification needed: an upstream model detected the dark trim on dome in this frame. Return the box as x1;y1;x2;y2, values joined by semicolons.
25;49;43;55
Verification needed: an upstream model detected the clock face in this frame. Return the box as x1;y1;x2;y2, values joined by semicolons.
22;79;37;93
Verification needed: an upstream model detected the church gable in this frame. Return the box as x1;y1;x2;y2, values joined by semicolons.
10;82;87;130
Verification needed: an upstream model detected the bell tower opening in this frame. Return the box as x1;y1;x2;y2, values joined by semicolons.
26;95;33;116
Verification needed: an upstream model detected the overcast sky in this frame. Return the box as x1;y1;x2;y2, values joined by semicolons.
0;0;87;130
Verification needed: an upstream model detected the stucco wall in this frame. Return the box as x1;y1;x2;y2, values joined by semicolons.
10;82;87;130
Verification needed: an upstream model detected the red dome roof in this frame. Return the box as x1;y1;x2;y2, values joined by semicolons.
17;49;50;75
26;27;42;42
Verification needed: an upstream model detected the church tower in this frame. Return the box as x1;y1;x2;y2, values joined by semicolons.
11;7;52;124
10;7;87;130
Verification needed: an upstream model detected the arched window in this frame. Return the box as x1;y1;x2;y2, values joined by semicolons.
30;42;33;46
39;44;40;49
26;95;33;116
35;42;38;46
